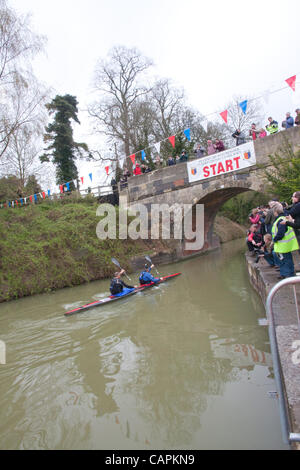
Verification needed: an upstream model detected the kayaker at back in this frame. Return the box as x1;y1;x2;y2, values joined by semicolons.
110;270;135;296
139;264;162;285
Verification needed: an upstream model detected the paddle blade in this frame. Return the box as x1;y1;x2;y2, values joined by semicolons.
111;258;121;268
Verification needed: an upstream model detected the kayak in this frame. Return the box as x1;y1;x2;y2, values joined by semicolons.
64;272;181;316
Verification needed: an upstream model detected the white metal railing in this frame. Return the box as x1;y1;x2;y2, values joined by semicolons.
266;277;300;445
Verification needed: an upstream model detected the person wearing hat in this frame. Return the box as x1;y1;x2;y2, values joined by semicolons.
139;264;162;285
110;269;136;296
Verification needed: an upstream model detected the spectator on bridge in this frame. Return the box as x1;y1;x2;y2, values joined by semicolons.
141;164;151;173
207;140;216;155
249;123;259;141
167;156;175;166
133;163;142;175
285;112;294;129
232;129;246;146
122;167;131;181
194;143;205;158
295;109;300;126
265;117;279;135
281;120;287;130
179;150;188;162
215;139;225;152
258;128;267;139
155;155;163;167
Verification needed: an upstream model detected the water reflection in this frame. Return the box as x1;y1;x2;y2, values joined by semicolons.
0;239;287;449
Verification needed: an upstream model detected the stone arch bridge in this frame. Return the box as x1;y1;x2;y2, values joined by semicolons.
119;127;300;257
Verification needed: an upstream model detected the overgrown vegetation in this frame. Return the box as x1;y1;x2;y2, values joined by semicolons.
219;191;269;225
0;200;150;302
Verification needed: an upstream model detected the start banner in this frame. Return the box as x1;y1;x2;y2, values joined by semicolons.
187;141;256;183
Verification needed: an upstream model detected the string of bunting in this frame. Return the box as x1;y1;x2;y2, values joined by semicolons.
0;74;298;209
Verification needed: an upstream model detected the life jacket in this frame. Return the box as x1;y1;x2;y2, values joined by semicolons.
272;216;299;253
110;277;123;295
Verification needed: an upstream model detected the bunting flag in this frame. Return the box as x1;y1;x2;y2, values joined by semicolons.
89;173;93;182
80;176;84;184
184;128;191;141
66;182;70;191
220;110;228;124
154;142;161;154
129;154;136;165
15;200;18;206
12;201;14;208
20;199;23;206
239;100;248;115
286;75;296;92
47;190;50;197
34;194;37;202
29;196;33;203
42;192;46;199
262;89;270;105
24;197;27;204
141;150;146;161
105;166;109;175
59;185;63;194
201;120;208;133
168;135;175;148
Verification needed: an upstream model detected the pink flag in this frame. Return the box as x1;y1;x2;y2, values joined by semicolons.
29;195;33;203
105;166;109;175
59;185;63;193
129;154;136;165
285;75;296;91
80;176;84;184
220;110;228;124
168;135;175;148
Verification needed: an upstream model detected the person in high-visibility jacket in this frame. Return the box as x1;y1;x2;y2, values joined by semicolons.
271;202;299;279
266;117;279;135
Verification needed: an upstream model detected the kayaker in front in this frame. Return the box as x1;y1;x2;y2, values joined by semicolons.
110;269;137;296
139;264;162;285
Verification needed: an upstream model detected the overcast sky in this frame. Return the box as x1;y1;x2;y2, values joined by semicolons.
9;0;300;186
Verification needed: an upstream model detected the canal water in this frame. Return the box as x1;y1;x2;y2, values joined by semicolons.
0;239;289;450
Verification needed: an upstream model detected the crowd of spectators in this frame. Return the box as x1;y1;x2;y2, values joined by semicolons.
246;192;300;279
118;108;300;190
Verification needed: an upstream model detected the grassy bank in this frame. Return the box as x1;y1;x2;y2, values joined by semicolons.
0;200;152;302
0;198;246;303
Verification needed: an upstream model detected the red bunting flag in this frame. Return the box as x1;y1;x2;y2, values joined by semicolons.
29;195;33;203
220;110;228;124
105;166;109;175
129;154;136;165
168;135;175;148
285;75;296;91
59;185;63;193
15;200;18;206
80;177;84;184
42;192;46;199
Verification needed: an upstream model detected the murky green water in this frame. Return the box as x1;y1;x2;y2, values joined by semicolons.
0;239;289;449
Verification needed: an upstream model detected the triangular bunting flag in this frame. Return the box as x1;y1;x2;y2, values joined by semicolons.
80;177;84;184
66;182;70;191
201;120;208;133
59;185;63;194
89;173;93;182
184;128;191;141
220;110;228;124
239;100;248;115
168;135;175;148
29;195;33;203
154;142;161;154
34;194;37;202
47;190;50;197
286;75;296;91
129;154;136;165
141;150;146;161
105;166;109;175
42;192;46;199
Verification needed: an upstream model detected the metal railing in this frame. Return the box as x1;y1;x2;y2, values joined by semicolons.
266;277;300;445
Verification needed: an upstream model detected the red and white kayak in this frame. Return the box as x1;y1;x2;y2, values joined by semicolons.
64;273;181;316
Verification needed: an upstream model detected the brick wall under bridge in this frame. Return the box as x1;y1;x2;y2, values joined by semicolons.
120;127;300;257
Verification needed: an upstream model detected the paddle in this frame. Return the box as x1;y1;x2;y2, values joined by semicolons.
111;258;131;281
145;255;160;276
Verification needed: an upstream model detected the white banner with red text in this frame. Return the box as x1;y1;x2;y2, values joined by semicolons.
187;141;256;183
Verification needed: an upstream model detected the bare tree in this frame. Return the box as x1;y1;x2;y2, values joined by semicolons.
225;95;263;144
0;0;47;157
88;46;153;162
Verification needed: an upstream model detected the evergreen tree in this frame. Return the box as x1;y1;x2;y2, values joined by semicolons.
40;94;90;187
262;139;300;201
